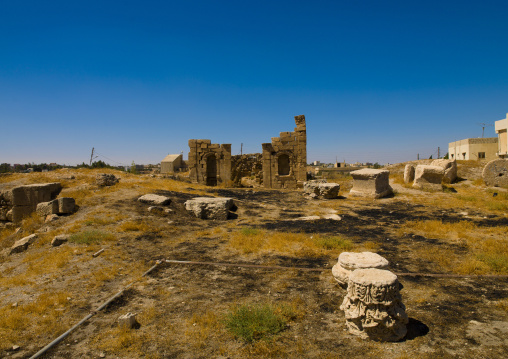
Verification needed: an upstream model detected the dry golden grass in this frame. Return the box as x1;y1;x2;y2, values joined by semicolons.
399;219;508;274
228;228;354;258
0;291;74;351
117;220;151;232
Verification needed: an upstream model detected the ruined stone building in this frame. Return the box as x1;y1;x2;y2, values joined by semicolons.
187;115;307;188
262;115;307;189
160;154;184;173
188;140;231;186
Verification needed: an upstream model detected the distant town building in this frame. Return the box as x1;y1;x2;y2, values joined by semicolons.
161;154;184;173
495;113;508;158
312;160;320;166
448;138;498;161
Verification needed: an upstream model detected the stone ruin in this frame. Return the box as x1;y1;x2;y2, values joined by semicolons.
187;115;307;189
332;251;389;287
188;140;232;186
407;159;458;189
261;115;307;189
1;183;62;223
349;169;393;198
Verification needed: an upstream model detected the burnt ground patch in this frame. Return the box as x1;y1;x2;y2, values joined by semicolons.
210;188;307;207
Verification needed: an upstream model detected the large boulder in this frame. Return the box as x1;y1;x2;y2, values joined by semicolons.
138;194;171;206
184;197;236;220
304;180;340;199
349;169;393;199
431;159;457;184
482;159;508;187
10;234;38;254
413;165;444;190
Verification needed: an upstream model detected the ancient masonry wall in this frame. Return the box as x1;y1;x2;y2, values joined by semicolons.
262;115;307;189
188;139;231;186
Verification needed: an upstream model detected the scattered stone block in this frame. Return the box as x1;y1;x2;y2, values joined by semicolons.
57;197;76;214
95;173;119;187
36;200;59;216
10;234;37;254
431;159;457;183
340;268;408;341
349;169;393;198
118;312;138;329
403;164;415;184
51;234;69;247
138;194;171;205
482;159;508;187
304;180;340;199
332;252;389;287
184;197;236;220
413;165;444;190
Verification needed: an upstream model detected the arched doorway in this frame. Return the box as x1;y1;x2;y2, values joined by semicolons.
278;154;290;176
206;154;217;186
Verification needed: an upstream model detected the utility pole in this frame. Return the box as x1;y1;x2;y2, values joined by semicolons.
438;147;440;159
240;143;243;156
89;147;95;166
417;153;419;160
478;123;494;138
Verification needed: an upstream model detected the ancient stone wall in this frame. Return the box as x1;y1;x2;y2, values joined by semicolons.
230;154;263;187
188;140;231;186
262;115;307;189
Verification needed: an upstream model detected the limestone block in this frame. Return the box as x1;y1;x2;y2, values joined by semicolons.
431;159;457;183
332;252;389;287
11;206;35;223
95;174;119;187
184;197;236;220
350;169;393;198
303;180;340;199
403;165;415;184
10;234;38;254
340;268;408;341
6;183;61;206
482;159;508;187
413;165;444;190
138;194;171;206
51;234;69;247
57;198;75;214
118;312;138;329
36;200;59;216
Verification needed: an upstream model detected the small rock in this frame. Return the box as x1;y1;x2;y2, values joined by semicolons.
45;214;59;223
51;234;69;247
12;302;18;307
118;312;138;329
138;194;171;206
12;345;20;351
10;234;38;254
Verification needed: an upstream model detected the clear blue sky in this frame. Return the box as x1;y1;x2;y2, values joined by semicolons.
1;0;507;166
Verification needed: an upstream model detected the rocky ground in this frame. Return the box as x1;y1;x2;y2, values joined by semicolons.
0;161;507;358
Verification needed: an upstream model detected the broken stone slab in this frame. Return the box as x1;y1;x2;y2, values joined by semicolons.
349;169;393;199
95;173;119;187
10;234;37;254
332;252;389;287
138;194;171;206
184;197;236;220
403;164;415;184
36;201;59;216
51;234;70;247
4;183;62;206
412;165;444;190
430;159;457;184
340;268;408;342
118;312;139;329
304;180;340;199
482;159;508;187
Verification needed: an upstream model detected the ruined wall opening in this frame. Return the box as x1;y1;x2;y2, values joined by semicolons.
206;154;217;186
278;154;290;176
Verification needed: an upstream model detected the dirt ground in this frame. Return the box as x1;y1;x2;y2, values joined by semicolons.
0;162;507;358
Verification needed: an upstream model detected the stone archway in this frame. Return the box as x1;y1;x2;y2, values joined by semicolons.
206;154;217;186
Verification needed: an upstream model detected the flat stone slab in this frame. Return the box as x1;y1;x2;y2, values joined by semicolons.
482;159;508;187
350;169;393;199
138;194;171;206
185;197;236;220
10;234;37;254
51;234;69;247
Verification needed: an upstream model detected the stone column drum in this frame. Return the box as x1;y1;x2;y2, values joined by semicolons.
332;251;389;287
340;268;408;342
